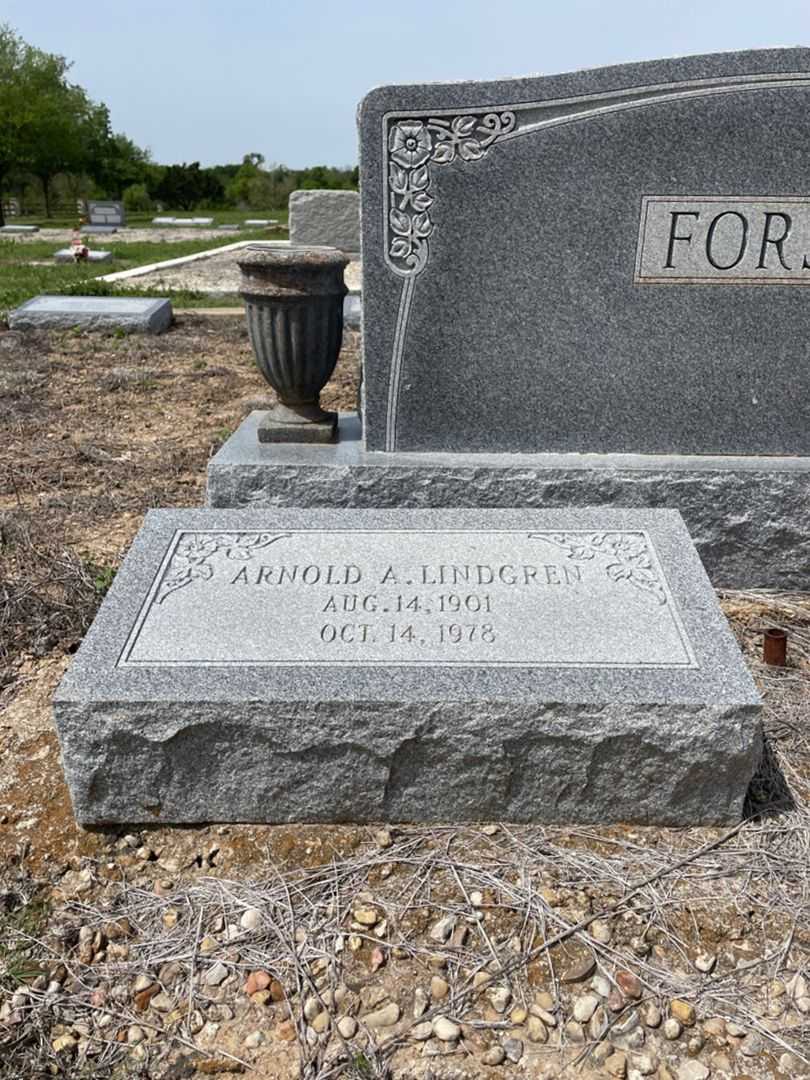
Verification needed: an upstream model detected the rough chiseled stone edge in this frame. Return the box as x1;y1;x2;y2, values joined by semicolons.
206;414;810;590
54;699;761;826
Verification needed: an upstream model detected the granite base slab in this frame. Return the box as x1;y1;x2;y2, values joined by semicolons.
207;413;810;590
9;296;173;333
54;507;760;826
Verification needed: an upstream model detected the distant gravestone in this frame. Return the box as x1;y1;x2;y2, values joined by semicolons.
53;506;760;826
9;296;172;333
359;48;810;454
245;218;278;227
1;224;38;234
152;216;176;225
86;200;125;229
289;190;360;252
54;249;113;264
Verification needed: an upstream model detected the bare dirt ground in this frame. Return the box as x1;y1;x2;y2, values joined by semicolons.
108;250;363;296
0;316;809;1080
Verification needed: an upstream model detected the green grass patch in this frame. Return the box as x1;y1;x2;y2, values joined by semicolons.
0;228;271;317
8;207;289;229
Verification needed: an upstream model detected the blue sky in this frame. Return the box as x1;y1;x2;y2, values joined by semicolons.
5;1;810;168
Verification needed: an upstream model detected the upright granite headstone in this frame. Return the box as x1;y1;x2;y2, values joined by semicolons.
359;48;810;454
289;190;360;253
53;507;761;827
86;200;126;228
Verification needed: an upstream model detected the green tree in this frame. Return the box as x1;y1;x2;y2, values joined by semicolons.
0;23;114;222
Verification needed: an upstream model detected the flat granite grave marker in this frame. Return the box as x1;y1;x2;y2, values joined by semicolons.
9;295;172;333
289;190;360;252
54;507;761;826
358;48;810;454
54;248;113;264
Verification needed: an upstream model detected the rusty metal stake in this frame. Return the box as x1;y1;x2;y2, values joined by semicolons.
763;627;788;666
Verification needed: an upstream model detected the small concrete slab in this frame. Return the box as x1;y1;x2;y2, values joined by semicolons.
1;224;39;234
54;248;113;264
53;506;760;826
245;218;278;227
152;216;176;225
82;225;118;234
9;295;173;333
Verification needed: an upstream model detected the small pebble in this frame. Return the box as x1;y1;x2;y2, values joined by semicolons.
412;1021;433;1041
482;824;499;836
534;990;555;1010
510;1006;527;1024
527;1015;547;1043
240;908;262;932
205;962;228;987
303;996;320;1021
337;1016;357;1039
430;976;449;1000
413;988;429;1018
677;1062;709;1080
502;1036;523;1062
470;890;483;907
488;986;511;1013
127;1025;144;1045
530;1004;556;1027
573;993;600;1022
725;1020;746;1037
616;970;642;999
663;1017;682;1040
605;1050;627;1078
670;999;696;1026
363;1001;400;1028
565;1019;585;1043
482;1045;505;1066
702;1016;725;1038
590;919;612;943
694;951;716;974
374;829;392;849
642;1004;662;1028
244;1031;263;1049
739;1031;763;1056
429;915;455;943
591;974;611;997
311;1011;330;1034
433;1016;461;1042
353;907;379;927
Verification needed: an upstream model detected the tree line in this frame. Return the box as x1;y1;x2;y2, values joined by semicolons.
0;25;357;226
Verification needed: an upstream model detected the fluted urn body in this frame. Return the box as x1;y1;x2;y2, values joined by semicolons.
237;243;349;443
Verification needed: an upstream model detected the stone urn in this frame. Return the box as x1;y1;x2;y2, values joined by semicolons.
237;243;349;442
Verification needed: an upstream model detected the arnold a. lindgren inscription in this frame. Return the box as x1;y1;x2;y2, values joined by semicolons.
120;527;694;667
359;48;810;454
55;508;760;827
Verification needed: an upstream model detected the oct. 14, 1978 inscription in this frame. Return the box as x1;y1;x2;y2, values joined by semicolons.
635;196;810;284
118;529;697;669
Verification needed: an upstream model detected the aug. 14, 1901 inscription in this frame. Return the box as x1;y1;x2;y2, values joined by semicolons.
119;528;696;668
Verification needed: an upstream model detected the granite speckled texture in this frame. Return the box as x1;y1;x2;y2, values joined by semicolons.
207;414;810;589
359;49;810;453
289;190;360;253
54;507;760;826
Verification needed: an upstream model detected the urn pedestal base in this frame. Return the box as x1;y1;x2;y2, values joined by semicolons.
258;403;338;444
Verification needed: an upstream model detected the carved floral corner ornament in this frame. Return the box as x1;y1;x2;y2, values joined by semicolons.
386;112;516;276
156;532;289;604
531;531;668;606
